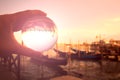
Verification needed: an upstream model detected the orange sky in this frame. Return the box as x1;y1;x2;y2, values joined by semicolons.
1;0;120;43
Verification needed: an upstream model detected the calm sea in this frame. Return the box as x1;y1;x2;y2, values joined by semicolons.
20;55;120;80
17;43;120;80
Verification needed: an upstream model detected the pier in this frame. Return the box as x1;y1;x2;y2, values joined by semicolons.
0;64;16;80
0;53;21;80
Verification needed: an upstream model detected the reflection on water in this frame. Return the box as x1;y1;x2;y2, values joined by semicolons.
20;57;120;80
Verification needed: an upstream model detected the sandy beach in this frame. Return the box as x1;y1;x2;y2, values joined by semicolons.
51;75;81;80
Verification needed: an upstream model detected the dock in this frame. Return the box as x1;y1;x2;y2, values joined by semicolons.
0;64;17;80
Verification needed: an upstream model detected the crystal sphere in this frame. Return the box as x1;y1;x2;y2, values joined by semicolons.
21;16;58;52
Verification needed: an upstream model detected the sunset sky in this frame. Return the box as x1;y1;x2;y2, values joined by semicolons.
0;0;120;43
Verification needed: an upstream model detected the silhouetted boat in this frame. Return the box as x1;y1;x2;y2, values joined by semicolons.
53;48;102;61
71;48;102;60
31;55;67;66
30;56;68;77
53;48;79;59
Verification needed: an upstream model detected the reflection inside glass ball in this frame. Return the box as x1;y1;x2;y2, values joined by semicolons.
22;16;57;52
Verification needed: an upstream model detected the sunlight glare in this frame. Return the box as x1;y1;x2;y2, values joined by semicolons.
22;30;57;52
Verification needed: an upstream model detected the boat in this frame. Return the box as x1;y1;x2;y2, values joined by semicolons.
71;48;102;60
30;55;68;77
53;48;102;61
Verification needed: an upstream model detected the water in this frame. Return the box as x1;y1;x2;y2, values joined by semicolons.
20;56;120;80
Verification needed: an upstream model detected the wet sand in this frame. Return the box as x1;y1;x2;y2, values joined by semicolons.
51;75;81;80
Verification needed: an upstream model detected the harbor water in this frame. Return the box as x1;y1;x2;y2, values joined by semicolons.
20;56;120;80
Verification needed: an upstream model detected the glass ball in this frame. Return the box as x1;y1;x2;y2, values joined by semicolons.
21;16;58;52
